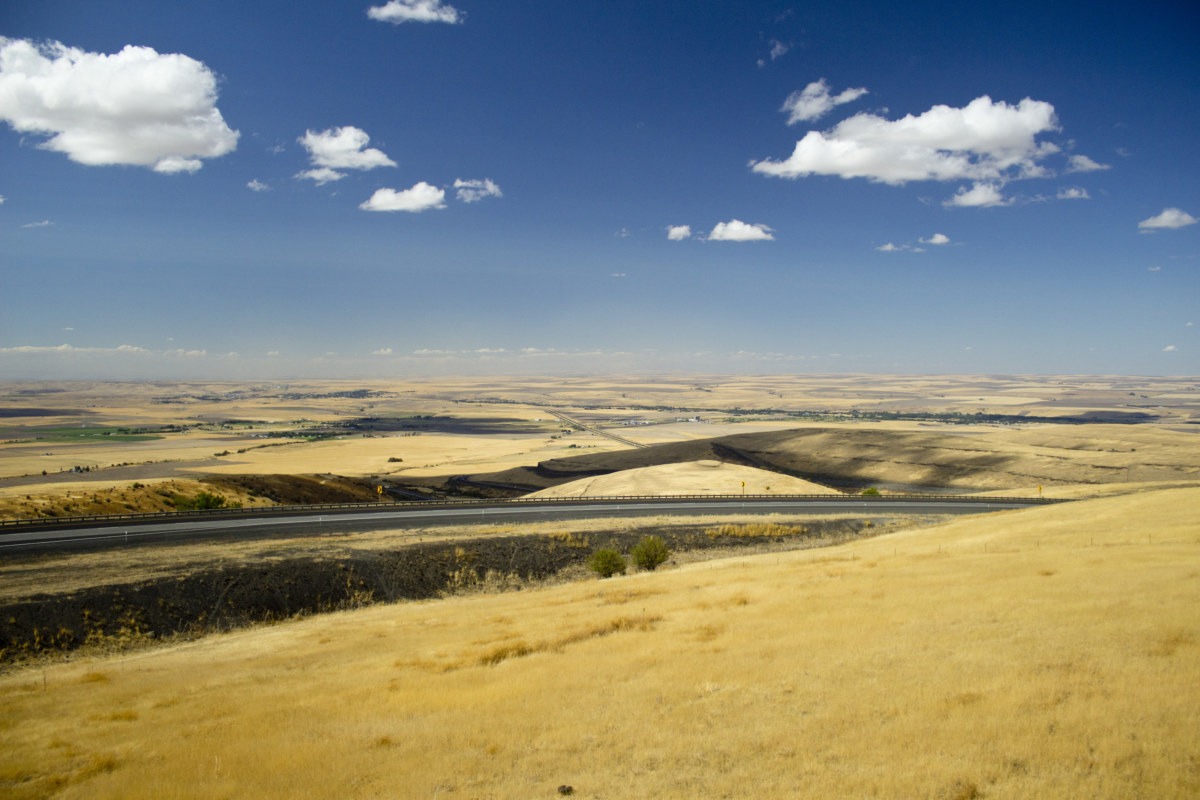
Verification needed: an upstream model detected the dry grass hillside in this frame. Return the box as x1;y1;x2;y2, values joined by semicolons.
526;460;836;498
2;488;1197;798
472;422;1200;495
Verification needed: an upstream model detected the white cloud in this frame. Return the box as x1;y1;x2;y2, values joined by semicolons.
708;219;774;242
876;242;924;253
754;95;1059;186
0;194;6;204
1148;266;1162;272
371;347;394;356
296;126;395;184
1163;345;1177;352
780;79;869;124
1057;186;1089;200
247;179;270;192
1066;154;1110;173
453;178;502;203
757;39;790;67
667;224;692;241
21;219;52;228
295;167;345;185
0;38;238;172
944;181;1011;208
920;232;951;245
1138;207;1197;231
359;181;446;212
368;0;462;24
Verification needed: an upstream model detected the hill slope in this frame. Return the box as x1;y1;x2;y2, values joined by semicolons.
2;488;1197;798
525;460;836;498
458;423;1200;495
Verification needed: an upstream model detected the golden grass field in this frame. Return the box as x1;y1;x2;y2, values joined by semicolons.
1;376;1198;797
1;488;1197;798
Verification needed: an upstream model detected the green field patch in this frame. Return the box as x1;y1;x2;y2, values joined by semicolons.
26;425;167;443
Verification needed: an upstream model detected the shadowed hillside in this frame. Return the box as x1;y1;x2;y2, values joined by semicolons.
451;425;1200;495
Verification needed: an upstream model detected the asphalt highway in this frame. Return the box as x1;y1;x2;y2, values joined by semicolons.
0;497;1052;554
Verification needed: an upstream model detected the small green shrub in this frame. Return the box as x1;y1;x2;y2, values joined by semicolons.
631;535;670;571
861;487;881;496
587;548;626;578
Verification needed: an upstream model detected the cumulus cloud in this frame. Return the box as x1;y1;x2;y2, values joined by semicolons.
1138;207;1197;231
296;126;395;184
708;219;774;242
944;181;1011;208
780;79;869;124
247;179;270;192
359;182;446;212
667;224;692;241
0;38;238;173
1066;154;1110;173
754;95;1059;186
368;0;462;24
1057;186;1089;200
920;232;951;245
453;178;502;203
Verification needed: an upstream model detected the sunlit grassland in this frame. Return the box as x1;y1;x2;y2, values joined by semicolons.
2;488;1199;798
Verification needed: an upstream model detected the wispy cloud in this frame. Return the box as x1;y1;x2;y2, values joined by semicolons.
296;126;395;184
755;95;1059;186
757;39;791;67
1057;186;1089;200
0;38;238;173
367;0;462;25
1162;345;1177;352
359;182;446;212
780;79;868;124
1066;154;1110;173
247;179;270;192
21;219;52;228
453;178;502;203
1138;207;1197;231
708;219;774;242
876;242;924;253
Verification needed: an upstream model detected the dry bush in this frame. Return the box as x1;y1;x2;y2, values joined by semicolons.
705;522;807;539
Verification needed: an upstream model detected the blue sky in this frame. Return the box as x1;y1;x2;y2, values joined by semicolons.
1;0;1197;379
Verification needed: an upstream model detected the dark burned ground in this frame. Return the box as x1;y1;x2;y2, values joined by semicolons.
0;519;878;667
204;473;390;504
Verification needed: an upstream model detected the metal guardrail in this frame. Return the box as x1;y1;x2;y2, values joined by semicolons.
0;493;1066;532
